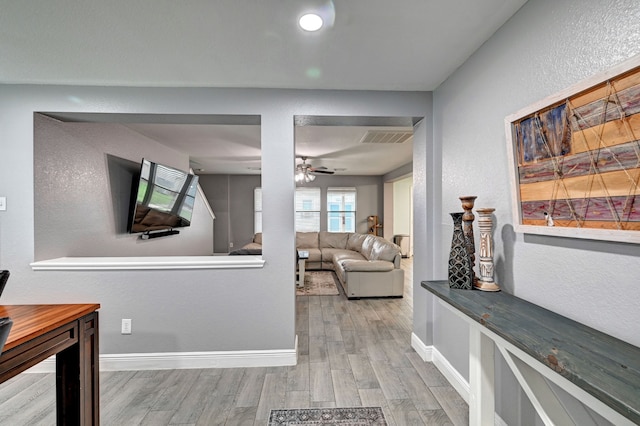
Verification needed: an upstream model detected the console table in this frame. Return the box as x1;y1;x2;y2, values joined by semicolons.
0;304;100;425
422;280;639;426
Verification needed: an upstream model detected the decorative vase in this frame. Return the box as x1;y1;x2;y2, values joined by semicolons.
475;208;501;292
459;195;478;285
448;212;473;289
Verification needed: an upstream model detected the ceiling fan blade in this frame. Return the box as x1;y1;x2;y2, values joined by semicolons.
310;169;335;175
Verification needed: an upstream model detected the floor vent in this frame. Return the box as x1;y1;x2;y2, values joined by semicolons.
360;130;413;144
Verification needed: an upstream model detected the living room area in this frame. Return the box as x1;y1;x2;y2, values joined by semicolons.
2;1;640;425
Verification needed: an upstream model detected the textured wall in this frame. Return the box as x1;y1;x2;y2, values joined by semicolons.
0;85;431;357
34;115;215;259
198;174;261;253
433;0;640;424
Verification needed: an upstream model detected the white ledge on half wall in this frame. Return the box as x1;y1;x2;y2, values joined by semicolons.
30;256;265;271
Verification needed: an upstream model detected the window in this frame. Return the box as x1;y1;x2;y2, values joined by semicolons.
327;187;356;232
296;187;321;231
254;187;262;233
254;187;352;233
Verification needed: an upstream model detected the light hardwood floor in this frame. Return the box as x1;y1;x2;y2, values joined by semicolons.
0;258;469;425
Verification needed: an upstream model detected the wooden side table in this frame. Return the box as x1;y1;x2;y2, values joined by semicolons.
0;304;100;425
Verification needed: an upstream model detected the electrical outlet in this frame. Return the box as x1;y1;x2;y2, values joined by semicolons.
229;242;234;248
0;197;6;211
121;319;132;335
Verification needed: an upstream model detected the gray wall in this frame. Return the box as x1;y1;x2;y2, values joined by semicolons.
199;173;385;253
299;174;384;235
198;174;261;253
0;86;431;357
33;114;215;259
382;162;412;183
432;0;640;424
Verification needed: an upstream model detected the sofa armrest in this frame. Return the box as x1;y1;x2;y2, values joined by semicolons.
340;259;394;272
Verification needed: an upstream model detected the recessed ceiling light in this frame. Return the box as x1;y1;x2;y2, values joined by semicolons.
299;13;323;32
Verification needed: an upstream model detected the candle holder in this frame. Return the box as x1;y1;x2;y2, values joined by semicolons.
475;208;500;292
459;196;478;285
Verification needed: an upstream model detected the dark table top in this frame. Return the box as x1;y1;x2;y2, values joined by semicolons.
422;280;640;424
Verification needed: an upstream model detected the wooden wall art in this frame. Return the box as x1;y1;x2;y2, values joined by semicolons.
505;55;640;244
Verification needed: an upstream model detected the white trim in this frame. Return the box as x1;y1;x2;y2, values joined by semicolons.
30;255;265;271
410;333;507;426
24;344;297;373
495;414;509;426
431;346;471;405
410;332;433;361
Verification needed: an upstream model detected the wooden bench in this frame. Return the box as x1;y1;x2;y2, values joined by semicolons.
422;280;640;426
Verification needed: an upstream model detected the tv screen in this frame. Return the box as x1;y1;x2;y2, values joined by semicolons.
128;159;199;235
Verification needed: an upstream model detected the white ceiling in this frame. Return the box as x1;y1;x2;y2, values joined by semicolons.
125;122;416;175
5;0;528;175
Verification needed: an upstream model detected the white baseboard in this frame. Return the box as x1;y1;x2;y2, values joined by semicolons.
410;334;508;426
411;333;469;403
431;346;471;405
410;332;433;361
25;338;298;373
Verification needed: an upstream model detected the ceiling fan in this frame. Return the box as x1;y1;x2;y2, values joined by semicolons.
295;156;334;183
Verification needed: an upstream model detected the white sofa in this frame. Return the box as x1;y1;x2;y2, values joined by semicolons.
245;231;404;299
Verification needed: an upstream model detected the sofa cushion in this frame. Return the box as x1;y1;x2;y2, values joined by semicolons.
340;259;394;272
347;233;368;252
369;238;401;262
242;242;262;251
359;234;378;259
305;248;322;263
296;232;319;248
319;231;349;249
332;251;366;263
322;248;359;264
253;232;263;244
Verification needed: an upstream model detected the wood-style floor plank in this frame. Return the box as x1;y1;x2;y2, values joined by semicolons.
309;361;334;403
430;385;470;426
331;369;362;407
0;258;468;425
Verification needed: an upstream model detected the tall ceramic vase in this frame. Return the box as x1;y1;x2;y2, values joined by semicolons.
448;212;473;289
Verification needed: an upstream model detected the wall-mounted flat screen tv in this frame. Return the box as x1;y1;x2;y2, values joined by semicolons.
128;159;199;236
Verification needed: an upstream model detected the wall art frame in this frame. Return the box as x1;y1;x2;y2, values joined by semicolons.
505;54;640;244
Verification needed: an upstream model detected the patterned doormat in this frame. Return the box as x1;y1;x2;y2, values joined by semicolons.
268;407;387;425
296;271;340;296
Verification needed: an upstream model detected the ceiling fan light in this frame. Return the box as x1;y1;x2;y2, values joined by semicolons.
306;173;316;182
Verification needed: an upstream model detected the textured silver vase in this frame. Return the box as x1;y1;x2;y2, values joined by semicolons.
448;212;473;289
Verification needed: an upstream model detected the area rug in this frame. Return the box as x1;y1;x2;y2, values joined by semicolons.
296;271;340;296
268;407;387;425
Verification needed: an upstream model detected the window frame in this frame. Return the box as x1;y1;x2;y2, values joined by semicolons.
326;187;357;233
295;187;321;232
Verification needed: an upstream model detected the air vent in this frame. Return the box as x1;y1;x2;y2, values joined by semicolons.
360;130;413;144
